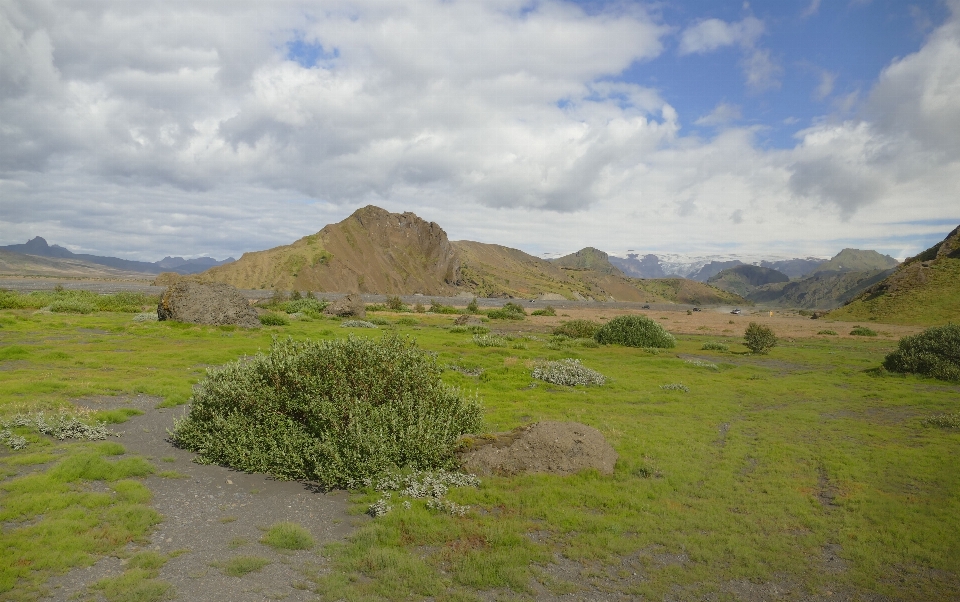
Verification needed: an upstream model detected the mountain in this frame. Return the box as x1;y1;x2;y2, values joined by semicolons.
550;247;623;275
810;248;899;274
0;249;155;279
707;265;790;297
747;269;894;309
608;254;667;278
188;206;747;305
0;236;234;275
829;225;960;325
759;258;826;279
688;260;744;282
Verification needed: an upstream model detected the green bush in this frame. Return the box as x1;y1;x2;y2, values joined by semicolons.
531;306;556;317
259;313;289;326
466;298;480;314
487;302;527;320
701;342;729;351
281;298;328;314
260;522;315;550
386;296;406;311
818;330;838;335
882;324;960;382
395;317;419;326
850;326;878;336
49;299;96;314
594;315;675;348
553;319;601;339
172;335;482;487
744;322;778;354
0;289;154;312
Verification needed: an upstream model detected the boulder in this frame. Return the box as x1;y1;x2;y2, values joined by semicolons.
457;421;617;477
324;293;366;318
157;282;259;327
453;314;484;326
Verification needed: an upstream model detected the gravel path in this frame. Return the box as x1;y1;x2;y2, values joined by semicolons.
43;394;357;601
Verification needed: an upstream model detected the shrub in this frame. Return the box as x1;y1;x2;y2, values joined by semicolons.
685;359;718;370
532;359;606;386
50;299;96;314
660;383;689;392
595;315;675;348
818;330;838;336
850;326;877;336
259;313;289;326
172;335;482;487
466;298;480;314
487;302;527;320
396;317;419;326
413;302;425;313
743;322;777;354
260;522;315;550
701;342;728;351
282;298;328;314
553;320;601;339
473;334;507;347
386;296;405;311
531;306;556;317
367;317;390;326
341;320;377;328
882;324;960;382
921;413;960;428
429;300;460;314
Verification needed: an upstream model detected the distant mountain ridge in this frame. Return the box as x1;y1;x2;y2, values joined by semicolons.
707;265;790;298
0;237;234;275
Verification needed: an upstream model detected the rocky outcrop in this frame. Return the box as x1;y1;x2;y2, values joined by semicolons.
157;282;259;327
457;421;617;477
323;293;366;318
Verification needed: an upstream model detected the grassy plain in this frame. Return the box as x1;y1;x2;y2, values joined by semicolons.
0;304;958;600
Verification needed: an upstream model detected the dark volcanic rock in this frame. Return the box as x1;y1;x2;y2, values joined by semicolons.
158;282;259;327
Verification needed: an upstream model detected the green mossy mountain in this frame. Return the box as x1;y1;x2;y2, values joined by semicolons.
810;248;899;274
829;225;960;325
707;265;789;297
551;247;624;275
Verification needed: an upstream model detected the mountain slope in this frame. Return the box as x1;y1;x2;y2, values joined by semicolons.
551;247;623;275
708;265;789;297
748;269;894;309
810;248;899;274
196;206;460;295
0;249;155;279
609;254;667;278
688;260;744;281
829;225;960;324
759;258;826;279
0;237;233;275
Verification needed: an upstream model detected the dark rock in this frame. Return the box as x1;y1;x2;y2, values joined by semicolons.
157;282;259;327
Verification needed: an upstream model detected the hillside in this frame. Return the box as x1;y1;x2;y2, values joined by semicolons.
707;265;789;297
810;248;898;274
551;247;623;275
184;205;746;304
829;225;960;324
759;258;825;279
748;269;894;309
609;254;667;278
0;249;155;280
193;206;460;295
688;260;744;282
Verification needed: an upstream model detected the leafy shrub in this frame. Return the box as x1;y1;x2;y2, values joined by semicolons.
365;303;387;312
50;299;96;314
921;413;960;428
413;302;425;313
341;320;377;328
487;302;527;320
172;335;482;487
595;315;675;348
531;306;556;316
882;324;960;382
386;296;406;311
660;383;689;392
259;313;289;326
473;334;507;347
701;342;729;351
429;300;460;314
395;317;419;326
818;330;838;335
532;359;606;386
850;326;877;336
466;298;480;314
743;322;777;354
282;298;328;314
553;320;601;339
133;312;158;322
685;359;718;370
367;317;390;326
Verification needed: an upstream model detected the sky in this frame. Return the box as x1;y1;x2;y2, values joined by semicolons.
1;0;959;262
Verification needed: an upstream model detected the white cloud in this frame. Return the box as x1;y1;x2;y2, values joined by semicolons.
695;103;742;126
0;0;957;262
678;16;764;55
815;69;836;100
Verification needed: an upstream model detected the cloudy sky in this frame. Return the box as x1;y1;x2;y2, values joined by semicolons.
2;0;959;262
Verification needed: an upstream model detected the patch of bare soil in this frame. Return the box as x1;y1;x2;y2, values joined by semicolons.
43;395;355;602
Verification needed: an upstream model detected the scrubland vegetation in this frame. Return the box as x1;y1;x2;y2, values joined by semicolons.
0;289;958;600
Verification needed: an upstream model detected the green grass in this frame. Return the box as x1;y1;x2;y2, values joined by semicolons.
260;522;316;551
214;555;272;577
1;305;959;600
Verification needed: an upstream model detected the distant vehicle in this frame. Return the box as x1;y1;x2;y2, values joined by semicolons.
730;308;741;315
692;307;702;312
642;304;650;309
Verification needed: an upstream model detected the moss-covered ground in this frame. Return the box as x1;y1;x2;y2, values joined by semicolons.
0;305;958;600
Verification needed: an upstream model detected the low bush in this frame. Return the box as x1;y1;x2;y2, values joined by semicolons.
429;300;460;314
466;298;480;314
660;383;689;392
473;334;507;347
921;413;960;428
487;302;527;320
595;315;675;348
281;298;328;314
260;522;315;550
532;359;606;386
818;330;838;335
395;317;419;326
367;317;390;326
882;324;960;382
531;306;556;316
341;320;377;328
701;342;729;351
259;313;289;326
553;319;601;339
386;296;406;311
0;289;155;313
850;326;878;336
743;322;777;354
50;299;96;314
172;335;483;487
